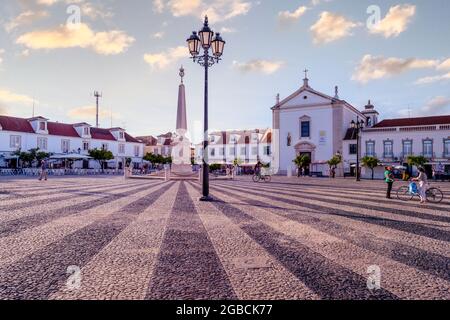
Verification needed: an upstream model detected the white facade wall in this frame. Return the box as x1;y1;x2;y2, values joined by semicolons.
0;130;144;168
195;143;272;165
359;125;450;179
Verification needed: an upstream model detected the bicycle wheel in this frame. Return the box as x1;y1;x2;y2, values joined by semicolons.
426;188;443;203
397;186;413;201
252;174;260;183
264;175;272;183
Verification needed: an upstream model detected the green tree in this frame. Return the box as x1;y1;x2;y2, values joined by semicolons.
209;163;222;172
406;155;428;168
233;158;243;166
327;154;342;178
361;156;380;180
13;150;34;168
89;148;114;172
293;154;311;177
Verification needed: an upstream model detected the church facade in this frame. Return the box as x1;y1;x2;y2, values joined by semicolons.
272;74;450;179
272;75;364;176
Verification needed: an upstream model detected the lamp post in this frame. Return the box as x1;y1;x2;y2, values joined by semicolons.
187;16;226;201
351;117;365;181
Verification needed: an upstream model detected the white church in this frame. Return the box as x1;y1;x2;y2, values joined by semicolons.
272;72;365;176
271;72;450;179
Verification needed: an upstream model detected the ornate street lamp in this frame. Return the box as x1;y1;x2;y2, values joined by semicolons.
187;16;226;201
351;117;365;181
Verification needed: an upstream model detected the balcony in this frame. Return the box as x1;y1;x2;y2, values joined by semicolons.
421;152;435;159
364;153;377;158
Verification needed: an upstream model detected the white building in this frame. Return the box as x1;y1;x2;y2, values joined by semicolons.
272;75;364;176
359;115;450;179
195;129;272;168
0;115;144;169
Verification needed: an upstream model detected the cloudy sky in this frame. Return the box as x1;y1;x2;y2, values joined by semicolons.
0;0;449;140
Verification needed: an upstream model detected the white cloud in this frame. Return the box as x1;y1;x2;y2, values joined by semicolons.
0;88;35;105
152;31;165;39
310;12;360;44
153;0;165;13
220;27;236;33
278;6;308;26
68;105;120;120
352;54;439;83
4;10;49;33
422;96;450;114
415;72;450;85
16;23;135;55
437;58;450;71
143;46;187;69
157;0;252;22
233;59;285;75
369;4;416;38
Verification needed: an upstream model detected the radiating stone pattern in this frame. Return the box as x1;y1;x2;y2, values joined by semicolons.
0;176;449;300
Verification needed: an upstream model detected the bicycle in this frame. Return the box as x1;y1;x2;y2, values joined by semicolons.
396;183;444;203
252;172;272;183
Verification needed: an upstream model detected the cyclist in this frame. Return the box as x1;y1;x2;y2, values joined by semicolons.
254;161;262;177
412;167;428;204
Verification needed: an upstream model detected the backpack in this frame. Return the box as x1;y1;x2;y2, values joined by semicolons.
409;182;418;194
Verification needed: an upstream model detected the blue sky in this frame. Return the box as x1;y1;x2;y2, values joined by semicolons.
0;0;449;141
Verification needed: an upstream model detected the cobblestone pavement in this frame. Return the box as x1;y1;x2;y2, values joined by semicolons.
0;176;449;300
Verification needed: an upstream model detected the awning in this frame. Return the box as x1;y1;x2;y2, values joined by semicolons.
50;153;93;160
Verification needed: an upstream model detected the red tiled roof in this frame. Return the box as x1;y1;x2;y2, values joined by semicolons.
125;132;141;143
0;115;34;133
47;122;79;137
90;127;116;141
373;116;450;128
135;136;157;146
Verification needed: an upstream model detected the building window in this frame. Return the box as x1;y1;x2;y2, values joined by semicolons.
210;136;215;143
366;141;375;156
82;141;90;151
383;140;393;158
240;147;246;156
444;139;450;157
83;127;90;136
119;144;125;154
101;143;108;151
61;139;70;153
37;137;48;150
229;147;236;156
10;135;21;149
119;132;124;140
402;140;412;157
134;145;140;157
423;139;433;157
349;144;357;155
263;146;271;156
39;122;46;131
300;121;310;138
230;136;237;143
252;146;258;155
210;148;215;156
219;148;224;156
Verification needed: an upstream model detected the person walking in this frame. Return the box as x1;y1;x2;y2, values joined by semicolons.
384;166;394;199
412;167;429;204
38;159;48;181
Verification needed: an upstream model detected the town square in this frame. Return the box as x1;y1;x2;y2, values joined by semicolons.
0;175;449;300
0;0;450;304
